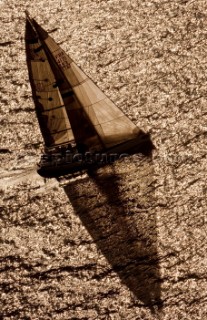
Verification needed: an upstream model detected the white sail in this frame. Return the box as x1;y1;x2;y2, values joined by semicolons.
32;21;140;149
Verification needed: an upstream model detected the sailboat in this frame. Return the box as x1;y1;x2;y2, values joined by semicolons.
25;11;150;178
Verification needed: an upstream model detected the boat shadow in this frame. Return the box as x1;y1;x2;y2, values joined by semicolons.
63;144;162;312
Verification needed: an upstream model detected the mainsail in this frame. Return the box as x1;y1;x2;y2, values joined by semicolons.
25;15;75;149
28;17;141;151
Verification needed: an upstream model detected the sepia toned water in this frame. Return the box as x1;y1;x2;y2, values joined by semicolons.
0;1;207;319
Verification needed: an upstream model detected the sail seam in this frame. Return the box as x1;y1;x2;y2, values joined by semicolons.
72;78;88;88
93;115;126;126
51;128;72;134
73;97;121;114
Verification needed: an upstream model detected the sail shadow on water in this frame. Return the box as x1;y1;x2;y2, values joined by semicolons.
25;13;161;311
63;153;162;312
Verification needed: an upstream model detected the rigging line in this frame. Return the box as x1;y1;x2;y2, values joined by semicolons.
42;104;65;111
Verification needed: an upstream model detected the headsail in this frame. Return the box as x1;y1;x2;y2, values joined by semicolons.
25;15;74;149
31;19;141;150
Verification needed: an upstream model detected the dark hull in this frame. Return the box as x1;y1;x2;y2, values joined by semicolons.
37;134;153;178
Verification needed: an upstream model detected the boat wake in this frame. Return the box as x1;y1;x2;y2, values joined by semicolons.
0;166;43;189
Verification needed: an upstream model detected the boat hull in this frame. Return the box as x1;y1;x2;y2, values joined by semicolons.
37;133;153;178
